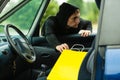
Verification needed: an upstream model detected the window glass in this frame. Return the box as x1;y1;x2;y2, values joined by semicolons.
0;0;25;17
0;25;7;43
1;0;43;35
40;0;99;35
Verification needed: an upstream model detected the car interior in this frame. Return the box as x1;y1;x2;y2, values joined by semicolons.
0;0;106;80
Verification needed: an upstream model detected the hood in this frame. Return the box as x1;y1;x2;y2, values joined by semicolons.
56;2;79;28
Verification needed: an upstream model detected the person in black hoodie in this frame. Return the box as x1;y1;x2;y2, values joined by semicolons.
42;2;92;53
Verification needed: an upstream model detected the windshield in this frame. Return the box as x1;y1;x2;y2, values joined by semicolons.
0;0;43;35
1;0;24;17
0;25;7;44
0;0;30;18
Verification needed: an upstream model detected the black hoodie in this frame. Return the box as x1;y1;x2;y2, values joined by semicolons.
56;2;79;28
41;3;92;48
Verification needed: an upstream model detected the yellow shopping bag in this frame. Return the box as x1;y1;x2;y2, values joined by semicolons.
47;45;87;80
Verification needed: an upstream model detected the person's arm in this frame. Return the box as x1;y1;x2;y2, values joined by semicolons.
78;18;92;37
44;18;60;48
44;18;69;52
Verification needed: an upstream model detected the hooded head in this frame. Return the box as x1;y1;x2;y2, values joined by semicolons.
56;3;79;28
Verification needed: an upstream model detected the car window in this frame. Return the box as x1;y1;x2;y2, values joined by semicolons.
0;0;26;17
1;0;43;35
40;0;99;35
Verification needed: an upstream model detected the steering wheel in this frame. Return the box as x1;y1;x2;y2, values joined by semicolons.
4;24;36;63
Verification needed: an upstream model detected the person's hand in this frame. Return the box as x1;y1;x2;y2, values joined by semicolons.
78;30;91;37
56;43;69;52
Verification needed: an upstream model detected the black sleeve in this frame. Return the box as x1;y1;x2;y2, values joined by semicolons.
80;18;92;32
43;18;61;48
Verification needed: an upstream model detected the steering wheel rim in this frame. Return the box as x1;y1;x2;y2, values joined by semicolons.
4;24;36;63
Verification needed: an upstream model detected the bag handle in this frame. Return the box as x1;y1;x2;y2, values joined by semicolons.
70;44;85;52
